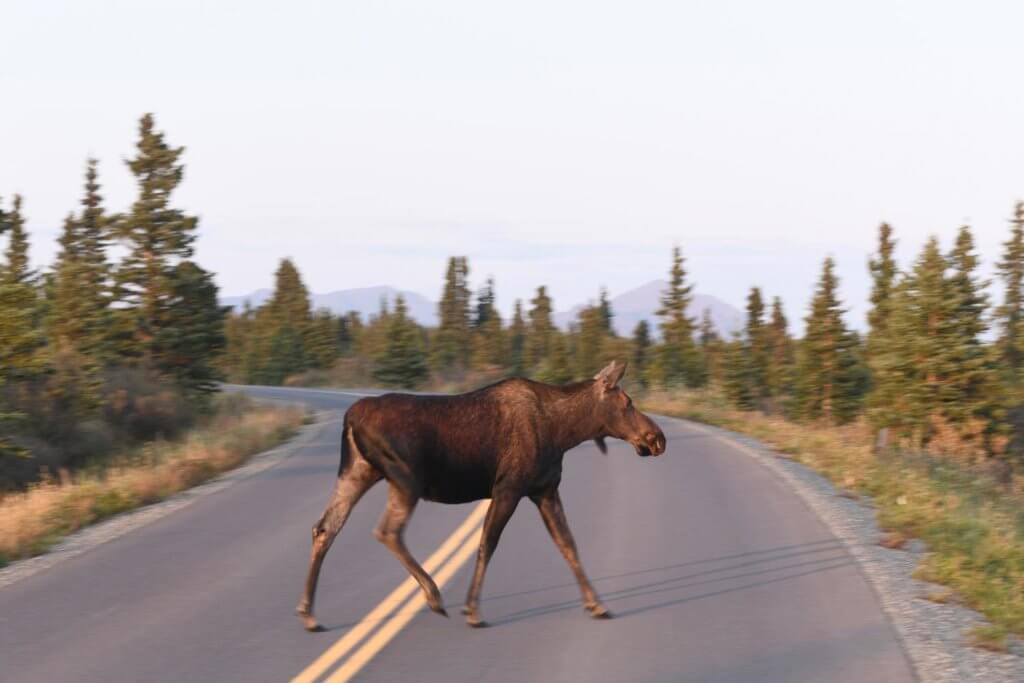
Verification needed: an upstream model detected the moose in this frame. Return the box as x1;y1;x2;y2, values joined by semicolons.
297;360;667;630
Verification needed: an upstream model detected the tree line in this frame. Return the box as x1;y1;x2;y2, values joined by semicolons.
224;207;1024;467
0;115;226;486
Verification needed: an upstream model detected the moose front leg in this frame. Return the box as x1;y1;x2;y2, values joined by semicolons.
531;487;610;618
462;492;519;627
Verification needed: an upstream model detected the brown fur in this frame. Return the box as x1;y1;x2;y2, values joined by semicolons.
296;360;666;630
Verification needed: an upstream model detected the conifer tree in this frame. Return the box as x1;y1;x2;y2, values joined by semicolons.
336;311;362;358
265;258;313;329
3;195;32;286
471;279;504;369
473;278;496;329
538;331;573;384
156;261;226;397
631;320;652;389
434;256;472;370
765;296;793;404
575;301;606;378
598;287;615;335
945;225;1000;432
374;295;428;388
697;308;724;384
49;159;111;363
655;246;701;387
996;202;1024;381
867;223;897;353
723;334;755;409
0;195;43;382
526;286;554;370
306;309;340;369
252;258;314;383
795;257;861;424
745;287;769;402
508;300;527;376
113;114;198;370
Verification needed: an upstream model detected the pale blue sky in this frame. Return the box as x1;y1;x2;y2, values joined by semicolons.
2;1;1023;328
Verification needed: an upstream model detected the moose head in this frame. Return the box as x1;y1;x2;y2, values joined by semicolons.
590;361;667;457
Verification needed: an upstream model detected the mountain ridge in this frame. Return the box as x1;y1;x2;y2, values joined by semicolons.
220;280;743;337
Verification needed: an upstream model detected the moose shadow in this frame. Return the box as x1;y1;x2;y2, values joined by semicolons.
315;538;855;632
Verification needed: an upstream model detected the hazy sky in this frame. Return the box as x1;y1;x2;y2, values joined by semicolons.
3;1;1023;329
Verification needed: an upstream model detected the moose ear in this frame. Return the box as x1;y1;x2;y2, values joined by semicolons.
594;360;627;391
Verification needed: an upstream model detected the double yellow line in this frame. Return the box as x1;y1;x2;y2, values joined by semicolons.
291;501;489;683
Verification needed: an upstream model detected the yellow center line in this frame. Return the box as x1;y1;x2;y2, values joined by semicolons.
290;500;488;683
324;523;485;683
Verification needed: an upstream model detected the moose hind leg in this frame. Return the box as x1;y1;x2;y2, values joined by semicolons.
462;493;519;627
375;485;447;616
297;459;380;631
532;488;610;619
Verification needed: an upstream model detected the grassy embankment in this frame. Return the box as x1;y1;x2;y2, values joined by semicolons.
0;394;307;568
642;389;1024;652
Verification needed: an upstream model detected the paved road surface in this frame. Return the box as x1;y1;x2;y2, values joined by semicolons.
0;385;915;682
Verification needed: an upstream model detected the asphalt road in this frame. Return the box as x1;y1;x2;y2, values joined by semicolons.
0;385;915;682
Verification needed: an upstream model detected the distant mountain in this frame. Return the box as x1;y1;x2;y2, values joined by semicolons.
221;285;438;326
221;279;742;338
553;279;743;339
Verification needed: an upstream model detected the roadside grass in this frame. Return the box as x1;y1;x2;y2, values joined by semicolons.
641;389;1024;644
0;394;307;567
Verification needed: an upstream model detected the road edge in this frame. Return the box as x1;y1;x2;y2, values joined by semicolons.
0;409;336;591
676;416;1024;682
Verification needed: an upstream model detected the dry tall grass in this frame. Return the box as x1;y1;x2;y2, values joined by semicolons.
642;389;1024;649
0;396;306;566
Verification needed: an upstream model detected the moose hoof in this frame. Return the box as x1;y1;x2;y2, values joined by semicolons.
430;603;449;618
466;616;489;628
462;607;487;628
587;603;613;619
297;611;323;632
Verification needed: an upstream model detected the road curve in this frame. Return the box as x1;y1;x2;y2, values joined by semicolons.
0;385;915;682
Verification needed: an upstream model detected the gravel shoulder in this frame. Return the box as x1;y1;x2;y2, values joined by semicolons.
683;419;1024;683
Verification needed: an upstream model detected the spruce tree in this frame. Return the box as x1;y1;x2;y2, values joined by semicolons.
253;258;314;383
631;320;652;389
538;331;573;384
598;287;615;335
575;301;606;378
49;159;111;363
723;334;755;409
156;261;226;397
945;225;1000;435
508;300;527;376
3;195;32;286
697;308;723;384
336;311;362;358
655;246;701;387
471;279;504;369
113;114;198;370
765;296;793;405
745;287;769;402
265;258;313;329
526;286;554;370
473;277;496;329
306;309;340;369
0;195;43;382
434;256;472;370
795;257;861;424
374;295;428;388
867;223;897;352
996;202;1024;381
